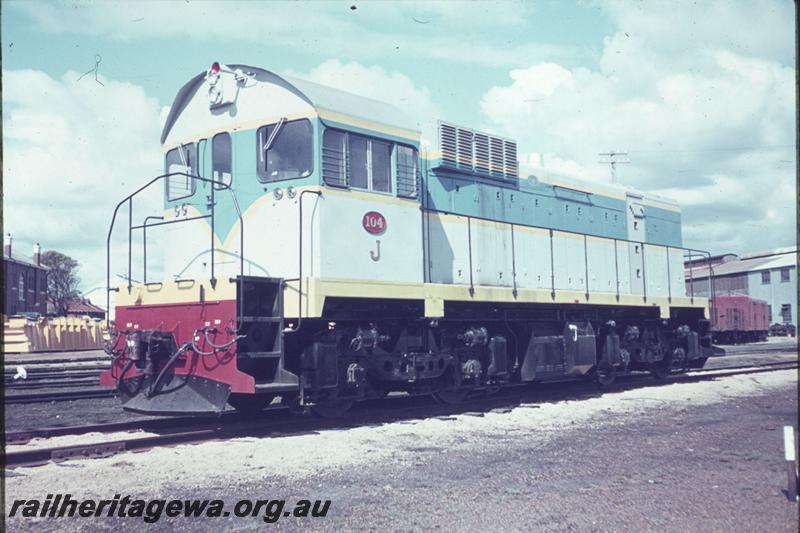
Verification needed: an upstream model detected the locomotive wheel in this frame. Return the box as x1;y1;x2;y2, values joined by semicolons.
650;357;672;380
433;389;470;404
311;399;354;418
434;357;469;404
650;362;670;379
227;393;276;413
594;363;617;386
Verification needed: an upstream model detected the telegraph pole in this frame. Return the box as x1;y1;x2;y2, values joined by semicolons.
598;151;630;184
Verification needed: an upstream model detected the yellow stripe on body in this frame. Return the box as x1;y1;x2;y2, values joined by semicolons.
317;109;420;142
118;275;707;322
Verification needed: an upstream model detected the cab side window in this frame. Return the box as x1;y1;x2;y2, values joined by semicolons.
212;132;232;189
322;129;347;187
165;143;197;201
371;139;392;193
257;119;313;182
395;144;418;198
348;135;369;189
322;128;396;194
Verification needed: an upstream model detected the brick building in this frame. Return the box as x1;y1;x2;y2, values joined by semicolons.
3;234;49;316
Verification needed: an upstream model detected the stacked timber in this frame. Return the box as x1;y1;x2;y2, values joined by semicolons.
2;315;109;353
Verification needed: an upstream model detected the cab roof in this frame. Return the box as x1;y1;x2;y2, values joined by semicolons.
160;64;420;144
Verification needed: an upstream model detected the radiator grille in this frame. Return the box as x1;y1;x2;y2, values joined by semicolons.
439;123;458;167
438;121;518;179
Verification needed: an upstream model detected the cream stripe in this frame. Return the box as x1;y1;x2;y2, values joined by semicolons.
288;277;708;320
318;109;420;141
116;278;237;307
118;276;708;322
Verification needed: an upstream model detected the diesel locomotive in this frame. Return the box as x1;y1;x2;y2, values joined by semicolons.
100;62;714;416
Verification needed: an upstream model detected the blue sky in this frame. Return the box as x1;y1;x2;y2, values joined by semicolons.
3;0;796;293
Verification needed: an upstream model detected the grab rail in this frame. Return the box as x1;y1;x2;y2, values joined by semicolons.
451;211;713;310
284;189;322;333
106;172;244;327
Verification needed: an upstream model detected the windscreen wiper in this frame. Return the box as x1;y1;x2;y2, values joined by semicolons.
262;117;287;152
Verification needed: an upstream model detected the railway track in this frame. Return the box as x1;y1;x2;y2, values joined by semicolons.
718;343;797;355
5;359;796;470
5;379;105;391
3;366;110;378
700;359;798;373
3;361;110;401
4;388;116;404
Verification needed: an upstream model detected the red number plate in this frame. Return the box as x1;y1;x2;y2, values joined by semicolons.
362;211;387;235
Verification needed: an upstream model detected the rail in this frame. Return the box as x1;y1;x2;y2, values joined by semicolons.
105;172;244;328
424;210;714;311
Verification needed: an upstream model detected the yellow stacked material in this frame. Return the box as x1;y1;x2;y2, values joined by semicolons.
2;315;108;353
3;316;32;353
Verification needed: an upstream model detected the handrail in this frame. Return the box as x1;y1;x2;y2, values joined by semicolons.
467;218;475;296
455;211;711;306
641;242;647;303
707;261;716;328
613;238;620;301
284;189;322;334
510;224;518;297
687;250;694;301
666;245;672;303
444;209;709;253
681;248;717;326
106;172;242;328
548;228;555;299
583;234;589;300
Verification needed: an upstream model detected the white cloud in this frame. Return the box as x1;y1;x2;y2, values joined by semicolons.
3;69;164;291
285;59;441;146
10;1;568;68
479;1;796;255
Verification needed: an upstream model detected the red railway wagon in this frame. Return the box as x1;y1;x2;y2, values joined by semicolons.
712;295;769;344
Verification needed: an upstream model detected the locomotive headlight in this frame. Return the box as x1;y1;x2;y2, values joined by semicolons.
206;62;223;105
207;61;221;84
287;186;297;199
273;188;283;200
208;84;222;105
